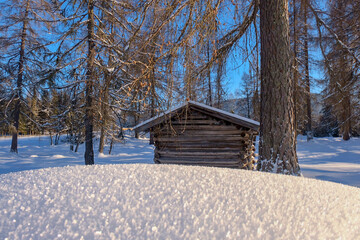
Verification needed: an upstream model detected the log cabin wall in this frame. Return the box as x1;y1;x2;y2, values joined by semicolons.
152;107;257;169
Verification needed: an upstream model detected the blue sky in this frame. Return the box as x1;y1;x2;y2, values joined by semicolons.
224;1;327;97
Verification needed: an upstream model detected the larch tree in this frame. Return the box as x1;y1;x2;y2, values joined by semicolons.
310;0;359;140
55;0;139;164
0;0;56;153
324;0;357;141
257;0;301;175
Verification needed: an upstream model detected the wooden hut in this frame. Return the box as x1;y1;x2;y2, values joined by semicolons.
133;101;259;169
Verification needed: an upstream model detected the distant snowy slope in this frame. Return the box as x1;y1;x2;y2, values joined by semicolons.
1;164;359;239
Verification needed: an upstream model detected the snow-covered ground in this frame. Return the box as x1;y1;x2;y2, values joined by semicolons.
0;135;154;175
297;136;360;187
0;135;359;187
1;164;360;239
1;135;360;239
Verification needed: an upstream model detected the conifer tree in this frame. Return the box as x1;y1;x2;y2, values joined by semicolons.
257;0;301;175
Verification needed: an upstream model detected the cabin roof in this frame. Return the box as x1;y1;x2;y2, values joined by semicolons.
133;101;260;132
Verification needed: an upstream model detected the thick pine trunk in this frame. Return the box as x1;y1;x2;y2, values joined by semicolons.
10;0;30;153
84;0;95;165
258;0;301;175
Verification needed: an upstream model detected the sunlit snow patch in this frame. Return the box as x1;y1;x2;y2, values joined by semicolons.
0;164;359;239
52;155;67;159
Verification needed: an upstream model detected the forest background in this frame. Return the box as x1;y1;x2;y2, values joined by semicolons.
0;0;359;172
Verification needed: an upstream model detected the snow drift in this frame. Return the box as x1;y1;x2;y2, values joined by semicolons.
1;164;359;239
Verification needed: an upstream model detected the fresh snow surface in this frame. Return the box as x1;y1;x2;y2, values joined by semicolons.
1;164;360;239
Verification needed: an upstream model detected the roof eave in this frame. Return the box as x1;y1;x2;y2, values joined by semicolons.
133;101;260;132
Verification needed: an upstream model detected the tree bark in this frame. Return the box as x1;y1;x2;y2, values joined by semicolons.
292;0;299;136
258;0;301;175
84;0;95;165
302;0;313;141
10;0;30;153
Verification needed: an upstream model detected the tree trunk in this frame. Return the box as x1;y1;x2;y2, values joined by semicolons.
215;60;224;108
70;132;74;151
84;0;95;165
207;41;212;106
292;0;299;136
98;71;110;154
302;0;313;141
108;124;116;155
10;0;30;153
258;0;301;175
49;132;53;146
75;128;81;153
98;126;105;153
149;61;156;145
342;83;351;141
185;43;194;101
252;20;260;121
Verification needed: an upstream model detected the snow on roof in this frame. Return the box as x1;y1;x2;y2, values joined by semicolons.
188;100;260;126
1;164;359;239
133;101;260;131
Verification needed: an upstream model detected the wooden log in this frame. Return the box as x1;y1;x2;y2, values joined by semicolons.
189;106;258;130
158;129;253;136
178;115;209;120
240;132;250;138
155;157;243;164
156;128;256;138
154;159;250;168
243;145;256;152
156;154;243;160
156;147;244;152
157;153;249;161
169;120;221;125
157;151;244;159
154;136;251;142
157;150;243;155
156;142;250;149
154;149;160;158
158;125;240;131
158;135;253;142
161;163;242;168
156;142;252;150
